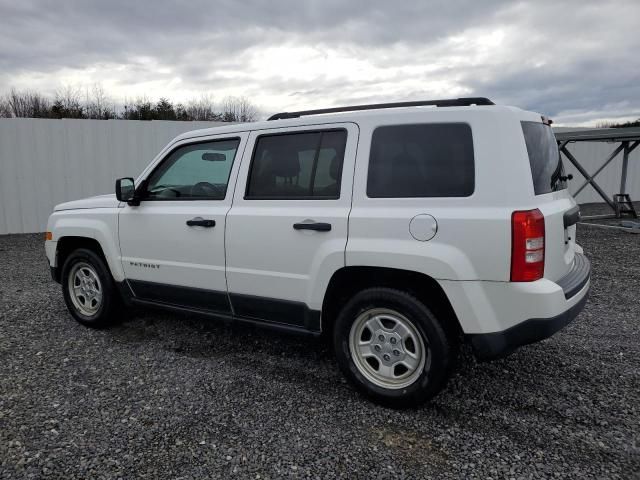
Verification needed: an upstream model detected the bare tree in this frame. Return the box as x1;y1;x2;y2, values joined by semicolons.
596;118;640;128
7;89;29;117
7;88;52;117
0;96;11;118
185;94;220;121
85;84;116;119
0;87;261;121
220;96;259;122
52;85;84;118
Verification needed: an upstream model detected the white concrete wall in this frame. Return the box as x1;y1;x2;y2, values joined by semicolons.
0;118;225;234
561;141;640;205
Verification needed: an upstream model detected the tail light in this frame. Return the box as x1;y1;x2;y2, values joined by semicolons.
511;209;545;282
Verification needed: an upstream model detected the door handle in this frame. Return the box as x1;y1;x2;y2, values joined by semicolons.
293;222;332;232
186;217;216;228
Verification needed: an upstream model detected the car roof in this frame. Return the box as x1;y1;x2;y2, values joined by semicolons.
174;104;540;142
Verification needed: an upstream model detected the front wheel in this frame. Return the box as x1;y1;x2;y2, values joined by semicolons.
333;288;453;408
61;248;122;328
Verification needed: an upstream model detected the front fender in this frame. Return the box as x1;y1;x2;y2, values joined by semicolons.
47;209;124;281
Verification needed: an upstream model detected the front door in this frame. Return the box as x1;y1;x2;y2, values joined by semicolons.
118;133;247;314
225;123;358;330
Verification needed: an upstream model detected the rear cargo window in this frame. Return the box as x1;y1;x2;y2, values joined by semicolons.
367;123;474;198
521;121;567;195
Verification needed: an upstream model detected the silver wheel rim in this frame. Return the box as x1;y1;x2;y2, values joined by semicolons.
67;262;103;317
349;308;428;390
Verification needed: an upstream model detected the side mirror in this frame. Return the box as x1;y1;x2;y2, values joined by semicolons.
115;177;136;203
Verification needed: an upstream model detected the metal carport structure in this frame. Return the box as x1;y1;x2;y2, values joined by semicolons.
556;127;640;220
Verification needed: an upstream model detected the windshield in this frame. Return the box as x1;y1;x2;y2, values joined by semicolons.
521;121;567;195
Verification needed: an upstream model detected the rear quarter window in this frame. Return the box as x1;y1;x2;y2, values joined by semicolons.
521;121;567;195
367;123;474;198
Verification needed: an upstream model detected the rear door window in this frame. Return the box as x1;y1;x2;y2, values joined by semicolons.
246;129;347;199
521;121;567;195
367;123;474;198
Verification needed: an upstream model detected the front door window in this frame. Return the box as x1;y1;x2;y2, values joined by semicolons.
145;138;240;200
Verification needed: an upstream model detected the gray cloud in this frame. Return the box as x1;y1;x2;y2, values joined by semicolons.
0;0;638;124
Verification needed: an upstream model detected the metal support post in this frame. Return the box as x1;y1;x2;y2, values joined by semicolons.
619;142;630;195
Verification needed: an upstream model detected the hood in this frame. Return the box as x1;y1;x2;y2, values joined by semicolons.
54;194;119;212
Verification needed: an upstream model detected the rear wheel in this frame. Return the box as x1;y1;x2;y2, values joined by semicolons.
61;248;121;328
333;288;452;408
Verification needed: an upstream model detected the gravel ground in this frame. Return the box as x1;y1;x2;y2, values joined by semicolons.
0;207;639;479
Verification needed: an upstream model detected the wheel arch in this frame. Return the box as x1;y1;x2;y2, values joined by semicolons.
54;236;113;283
321;266;463;340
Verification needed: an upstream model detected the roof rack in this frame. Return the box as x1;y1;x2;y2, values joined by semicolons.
267;97;494;120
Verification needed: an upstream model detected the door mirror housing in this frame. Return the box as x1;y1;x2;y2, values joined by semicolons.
115;177;137;204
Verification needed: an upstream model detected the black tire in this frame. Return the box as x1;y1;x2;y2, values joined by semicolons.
61;248;122;328
333;287;453;408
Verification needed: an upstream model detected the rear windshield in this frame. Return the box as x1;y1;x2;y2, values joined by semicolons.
521;121;567;195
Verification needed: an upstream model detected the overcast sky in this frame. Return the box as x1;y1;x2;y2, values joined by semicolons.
0;0;638;125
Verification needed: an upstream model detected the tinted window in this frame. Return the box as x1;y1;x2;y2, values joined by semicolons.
521;121;566;195
367;123;474;198
246;130;347;199
145;139;240;200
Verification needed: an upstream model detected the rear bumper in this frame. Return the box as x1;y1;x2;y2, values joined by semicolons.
469;288;589;360
468;253;591;360
556;253;590;299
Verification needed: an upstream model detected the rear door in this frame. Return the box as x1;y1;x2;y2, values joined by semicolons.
521;121;577;281
225;123;358;330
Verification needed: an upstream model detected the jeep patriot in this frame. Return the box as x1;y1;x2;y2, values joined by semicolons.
45;98;590;407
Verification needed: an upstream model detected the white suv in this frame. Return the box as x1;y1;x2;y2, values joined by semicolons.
45;98;590;407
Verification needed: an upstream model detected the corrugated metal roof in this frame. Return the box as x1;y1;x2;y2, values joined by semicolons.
555;127;640;142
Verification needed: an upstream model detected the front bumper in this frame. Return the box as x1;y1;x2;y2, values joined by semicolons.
45;239;59;282
50;265;60;283
469;253;591;360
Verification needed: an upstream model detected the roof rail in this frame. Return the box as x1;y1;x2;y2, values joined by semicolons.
267;97;494;120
